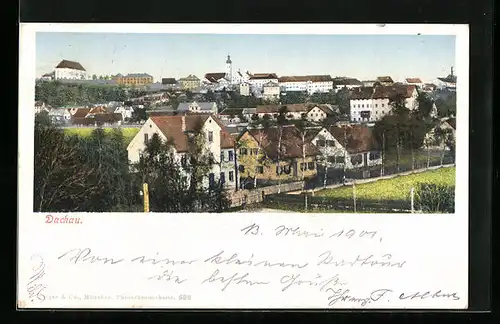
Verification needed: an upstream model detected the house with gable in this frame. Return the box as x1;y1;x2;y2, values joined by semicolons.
48;108;72;125
405;78;424;88
237;125;320;186
349;84;419;123
127;114;237;190
311;124;382;169
177;101;218;114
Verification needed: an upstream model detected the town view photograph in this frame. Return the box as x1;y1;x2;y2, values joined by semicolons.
33;32;457;214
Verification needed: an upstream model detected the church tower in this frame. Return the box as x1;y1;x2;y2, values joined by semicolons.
225;54;233;84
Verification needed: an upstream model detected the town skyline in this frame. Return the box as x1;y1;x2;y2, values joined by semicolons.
36;33;456;83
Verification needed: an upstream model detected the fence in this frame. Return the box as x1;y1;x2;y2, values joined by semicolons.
229;181;304;207
306;151;455;190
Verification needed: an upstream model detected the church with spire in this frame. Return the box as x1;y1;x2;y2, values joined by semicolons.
225;54;233;84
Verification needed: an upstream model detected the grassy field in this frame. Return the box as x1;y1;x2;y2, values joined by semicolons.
64;127;140;144
316;166;455;201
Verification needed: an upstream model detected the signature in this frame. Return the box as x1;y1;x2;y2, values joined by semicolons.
27;254;47;302
327;288;393;307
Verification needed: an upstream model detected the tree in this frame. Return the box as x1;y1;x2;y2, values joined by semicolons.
70;128;133;212
295;119;310;211
133;133;191;212
334;88;351;115
33;122;101;212
415;91;435;118
280;91;308;104
92;74;97;80
130;107;148;123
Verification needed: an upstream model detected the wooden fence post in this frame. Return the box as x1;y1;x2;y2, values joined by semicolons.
353;181;357;213
410;187;415;213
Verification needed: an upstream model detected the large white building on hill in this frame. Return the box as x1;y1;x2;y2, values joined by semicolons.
54;60;88;80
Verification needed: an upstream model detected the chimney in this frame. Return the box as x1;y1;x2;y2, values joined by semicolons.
450;66;454;76
181;115;186;132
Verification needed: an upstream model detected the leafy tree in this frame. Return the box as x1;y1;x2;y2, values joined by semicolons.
69;128;133;211
434;91;456;117
33;121;101;212
130;107;148;122
280;91;308;104
334;88;351;115
415;91;435;118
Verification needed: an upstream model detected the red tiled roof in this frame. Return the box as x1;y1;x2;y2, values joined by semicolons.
376;76;393;83
278;75;332;82
246;125;320;160
406;78;423;84
204;73;226;83
446;118;456;129
55;60;86;71
350;85;416;100
326;125;379;154
150;115;234;152
249;73;278;80
72;108;91;118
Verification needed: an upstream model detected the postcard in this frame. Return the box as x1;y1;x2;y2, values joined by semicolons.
18;23;469;309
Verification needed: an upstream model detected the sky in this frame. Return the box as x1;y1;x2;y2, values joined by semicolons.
35;33;455;83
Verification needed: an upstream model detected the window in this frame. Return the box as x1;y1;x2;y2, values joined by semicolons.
326;140;335;147
256;166;264;174
181;155;188;167
208;173;215;186
220;152;225;162
382;104;385;107
282;165;291;175
335;156;345;164
144;133;149;144
253;148;259;155
375;104;378;108
228;151;234;161
239;148;248;155
370;151;381;160
308;162;315;170
351;154;363;165
300;163;306;171
229;171;234;181
220;172;225;184
317;140;326;147
239;165;245;173
208;131;213;142
327;156;336;163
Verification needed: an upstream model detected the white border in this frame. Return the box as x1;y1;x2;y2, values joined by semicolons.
18;24;469;309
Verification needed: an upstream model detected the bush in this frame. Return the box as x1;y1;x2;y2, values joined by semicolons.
414;182;455;213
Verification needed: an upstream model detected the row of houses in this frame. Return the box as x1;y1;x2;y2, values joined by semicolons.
41;104;135;126
126;113;456;191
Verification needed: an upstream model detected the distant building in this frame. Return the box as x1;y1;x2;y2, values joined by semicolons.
179;74;201;90
115;73;154;86
331;77;363;92
362;80;377;87
161;78;179;89
247;73;279;91
48;108;72;125
54;60;87;80
436;67;457;91
405;78;424;88
40;72;55;81
376;76;394;86
239;83;250;96
177;101;218;114
262;81;280;100
278;75;334;94
349;84;419;123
